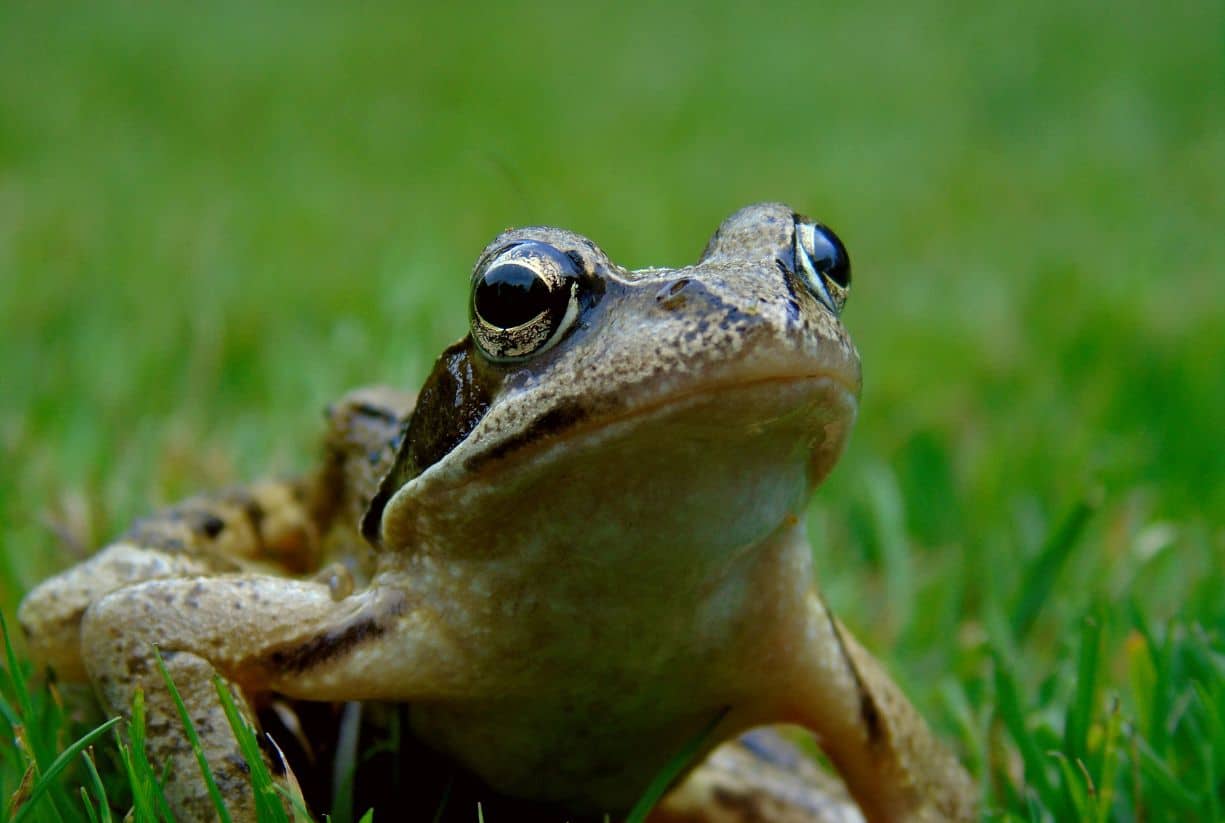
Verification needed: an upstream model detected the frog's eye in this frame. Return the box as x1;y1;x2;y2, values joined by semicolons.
471;241;583;362
793;220;851;315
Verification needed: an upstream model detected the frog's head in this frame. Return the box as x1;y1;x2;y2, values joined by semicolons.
365;203;861;574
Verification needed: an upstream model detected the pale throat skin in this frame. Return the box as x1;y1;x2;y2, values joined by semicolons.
18;203;977;822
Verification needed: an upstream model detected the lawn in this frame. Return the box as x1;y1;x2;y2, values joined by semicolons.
1;1;1222;820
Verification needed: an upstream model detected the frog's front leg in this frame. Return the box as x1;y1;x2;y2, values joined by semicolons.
80;573;448;822
18;386;413;682
778;592;977;823
17;479;324;681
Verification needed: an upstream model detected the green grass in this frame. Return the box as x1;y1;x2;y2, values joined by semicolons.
1;0;1222;819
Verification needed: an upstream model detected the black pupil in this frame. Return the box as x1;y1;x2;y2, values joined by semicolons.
811;226;851;288
474;263;551;329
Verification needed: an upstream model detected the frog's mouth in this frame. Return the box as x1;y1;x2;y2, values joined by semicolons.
382;360;852;514
459;370;859;480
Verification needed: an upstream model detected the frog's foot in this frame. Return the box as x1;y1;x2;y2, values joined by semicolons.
654;729;863;823
79;575;441;822
777;592;978;823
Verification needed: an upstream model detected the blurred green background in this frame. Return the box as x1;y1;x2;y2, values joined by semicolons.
1;1;1222;820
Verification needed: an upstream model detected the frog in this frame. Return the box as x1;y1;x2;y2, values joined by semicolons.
18;203;976;823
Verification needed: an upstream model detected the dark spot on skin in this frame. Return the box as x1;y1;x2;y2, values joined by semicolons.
717;303;754;332
361;339;502;544
263;590;409;674
825;606;885;745
196;513;226;539
776;259;803;324
264;617;385;673
226;752;252;776
289;481;308;502
463;400;588;473
353;401;401;423
238;495;266;533
123;518;188;553
712;787;770;823
860;691;883;743
565;250;587;273
185;581;206;610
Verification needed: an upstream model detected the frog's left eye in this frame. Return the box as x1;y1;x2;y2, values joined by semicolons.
793;220;851;315
471;241;582;362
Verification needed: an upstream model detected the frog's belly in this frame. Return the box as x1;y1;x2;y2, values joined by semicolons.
408;690;734;814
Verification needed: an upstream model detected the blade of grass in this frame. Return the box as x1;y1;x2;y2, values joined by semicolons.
992;652;1055;802
78;787;99;823
1010;496;1096;643
625;709;728;823
114;688;174;823
1048;751;1090;820
429;774;454;823
1190;680;1223;822
1092;696;1121;823
213;675;289;823
0;613;37;741
330;701;362;823
1064;609;1103;765
152;647;232;823
79;749;112;823
10;717;119;823
1;613;71;823
1132;735;1198;813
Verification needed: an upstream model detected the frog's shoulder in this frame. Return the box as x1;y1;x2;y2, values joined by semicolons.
316;386;416;534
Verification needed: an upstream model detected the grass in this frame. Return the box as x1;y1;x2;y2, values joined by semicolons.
0;0;1222;819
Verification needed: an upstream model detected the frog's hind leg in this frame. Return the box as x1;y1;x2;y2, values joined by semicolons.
79;574;438;822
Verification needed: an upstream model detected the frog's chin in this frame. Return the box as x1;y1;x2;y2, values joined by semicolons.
380;373;858;558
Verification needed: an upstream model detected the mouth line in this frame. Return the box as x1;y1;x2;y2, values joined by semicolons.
458;369;859;477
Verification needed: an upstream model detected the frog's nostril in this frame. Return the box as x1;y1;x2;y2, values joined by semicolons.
656;278;692;311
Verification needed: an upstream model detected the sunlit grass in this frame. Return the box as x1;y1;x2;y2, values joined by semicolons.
1;0;1221;819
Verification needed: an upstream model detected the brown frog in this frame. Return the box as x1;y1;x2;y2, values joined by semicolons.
19;203;976;822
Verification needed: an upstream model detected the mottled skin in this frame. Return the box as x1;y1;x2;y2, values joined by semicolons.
19;204;976;822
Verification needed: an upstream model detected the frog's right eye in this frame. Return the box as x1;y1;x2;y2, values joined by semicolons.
471;241;582;362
